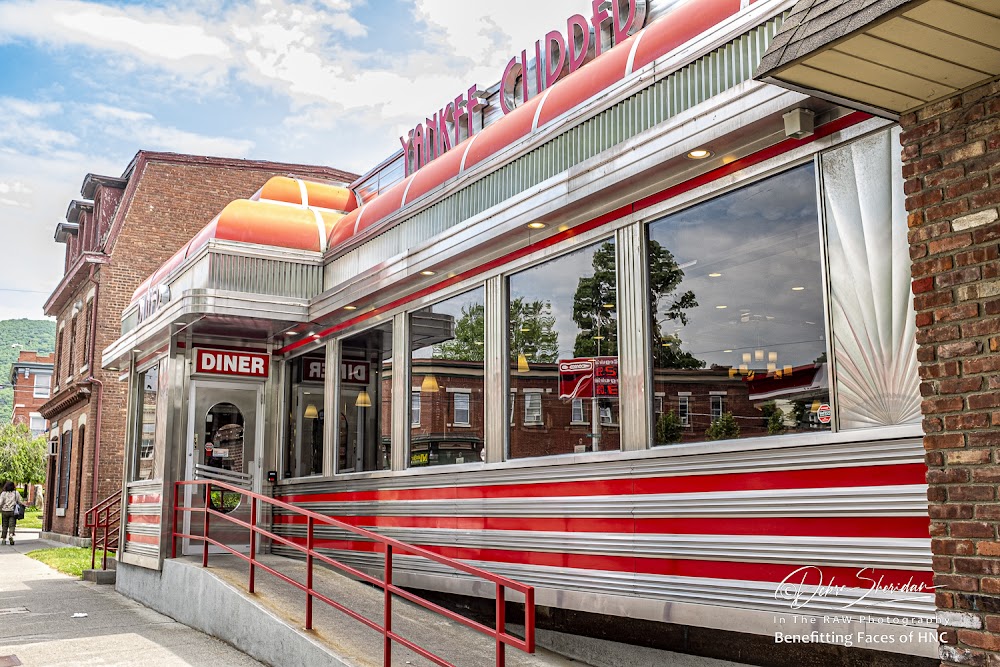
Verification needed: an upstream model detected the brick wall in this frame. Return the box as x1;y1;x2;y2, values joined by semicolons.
43;154;357;538
900;76;1000;666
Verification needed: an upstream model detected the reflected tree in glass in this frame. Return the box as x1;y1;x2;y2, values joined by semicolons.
509;297;559;363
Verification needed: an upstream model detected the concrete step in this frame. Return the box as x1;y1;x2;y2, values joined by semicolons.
82;568;116;585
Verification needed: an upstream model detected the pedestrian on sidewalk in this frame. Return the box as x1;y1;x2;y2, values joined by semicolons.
0;481;25;546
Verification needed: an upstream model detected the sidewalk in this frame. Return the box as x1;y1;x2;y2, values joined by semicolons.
0;529;262;667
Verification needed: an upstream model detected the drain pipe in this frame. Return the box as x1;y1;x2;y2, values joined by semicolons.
85;265;104;509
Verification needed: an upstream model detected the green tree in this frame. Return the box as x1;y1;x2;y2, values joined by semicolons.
767;407;787;435
509;297;559;363
570;240;702;367
0;422;47;490
433;303;486;362
705;412;740;441
655;410;683;445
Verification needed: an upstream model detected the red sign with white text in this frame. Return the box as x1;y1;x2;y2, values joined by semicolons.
559;356;618;399
195;349;270;378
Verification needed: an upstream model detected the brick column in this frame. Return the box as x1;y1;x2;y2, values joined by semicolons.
900;76;1000;667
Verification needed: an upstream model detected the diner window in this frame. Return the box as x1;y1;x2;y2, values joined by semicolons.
282;354;326;478
508;238;620;458
647;164;830;445
57;429;72;509
339;321;392;473
409;288;485;468
133;361;167;481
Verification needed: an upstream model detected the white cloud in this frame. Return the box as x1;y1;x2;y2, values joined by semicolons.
84;103;255;156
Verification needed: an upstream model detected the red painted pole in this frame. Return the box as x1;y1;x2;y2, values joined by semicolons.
249;496;257;594
383;544;393;667
305;516;314;630
524;587;535;653
202;483;211;568
496;585;506;667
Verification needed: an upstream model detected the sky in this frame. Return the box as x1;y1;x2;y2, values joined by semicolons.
0;0;586;322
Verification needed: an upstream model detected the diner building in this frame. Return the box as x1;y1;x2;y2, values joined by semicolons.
97;0;1000;663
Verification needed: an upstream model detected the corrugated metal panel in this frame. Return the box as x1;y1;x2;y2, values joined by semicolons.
209;252;323;299
327;16;785;288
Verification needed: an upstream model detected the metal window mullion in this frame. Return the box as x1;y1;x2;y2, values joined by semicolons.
324;338;339;476
616;223;651;451
391;312;409;471
484;275;507;464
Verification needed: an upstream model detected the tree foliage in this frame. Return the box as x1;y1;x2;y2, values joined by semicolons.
0;422;47;487
0;318;57;422
655;410;683;445
433;303;486;362
508;297;559;363
705;412;741;441
569;240;702;367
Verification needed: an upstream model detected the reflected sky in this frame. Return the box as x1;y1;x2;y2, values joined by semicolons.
648;164;825;370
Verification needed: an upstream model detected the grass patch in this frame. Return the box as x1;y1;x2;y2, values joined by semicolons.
17;508;42;530
26;547;96;578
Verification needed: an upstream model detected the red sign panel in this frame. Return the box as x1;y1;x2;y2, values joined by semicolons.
817;403;833;424
559;357;618;399
195;349;269;378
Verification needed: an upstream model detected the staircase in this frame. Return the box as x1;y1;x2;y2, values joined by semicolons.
83;489;121;583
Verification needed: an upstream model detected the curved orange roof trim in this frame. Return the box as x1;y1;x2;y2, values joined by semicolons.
462;93;544;170
256;176;358;212
631;0;742;72
402;142;467;205
214;199;342;252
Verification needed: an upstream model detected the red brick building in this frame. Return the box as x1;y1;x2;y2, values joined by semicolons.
39;151;355;542
8;350;54;438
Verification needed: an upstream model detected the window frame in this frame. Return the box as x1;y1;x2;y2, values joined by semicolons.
523;391;543;426
710;395;724;421
453;391;471;426
411;390;421;427
678;396;690;427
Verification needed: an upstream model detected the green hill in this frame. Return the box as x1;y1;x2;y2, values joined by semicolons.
1;319;57;421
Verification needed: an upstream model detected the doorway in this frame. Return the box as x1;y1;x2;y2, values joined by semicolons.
183;380;261;556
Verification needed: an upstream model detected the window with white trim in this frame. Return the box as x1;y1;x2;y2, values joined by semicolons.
571;398;584;423
411;391;421;426
29;413;45;435
453;392;470;426
33;373;50;398
678;396;690;426
711;395;724;420
524;392;542;425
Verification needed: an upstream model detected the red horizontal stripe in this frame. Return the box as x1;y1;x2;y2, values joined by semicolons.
126;533;159;545
274;515;930;539
280;537;931;588
278;463;927;504
129;494;160;504
272;515;930;539
126;514;161;525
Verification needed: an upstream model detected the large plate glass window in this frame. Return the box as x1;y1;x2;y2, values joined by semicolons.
339;322;393;472
409;287;486;467
508;238;620;459
647;164;830;445
282;354;326;478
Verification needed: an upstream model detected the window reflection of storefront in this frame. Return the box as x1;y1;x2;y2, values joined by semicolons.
282;355;325;478
339;322;392;473
135;362;167;481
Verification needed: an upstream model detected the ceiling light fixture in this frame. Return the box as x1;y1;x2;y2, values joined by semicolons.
715;305;727;309
527;222;546;229
344;305;358;311
420;270;436;276
708;272;722;277
792;286;805;291
687;148;713;159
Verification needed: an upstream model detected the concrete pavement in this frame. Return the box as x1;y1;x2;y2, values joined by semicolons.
0;529;263;667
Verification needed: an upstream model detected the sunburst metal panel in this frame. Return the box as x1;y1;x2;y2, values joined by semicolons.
821;128;920;429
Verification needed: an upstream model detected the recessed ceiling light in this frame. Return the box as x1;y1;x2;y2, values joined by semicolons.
716;305;728;309
687;148;713;159
708;273;722;277
792;286;805;291
602;303;615;309
723;349;732;353
527;222;546;229
420;270;436;276
662;342;671;347
593;335;605;340
344;305;358;311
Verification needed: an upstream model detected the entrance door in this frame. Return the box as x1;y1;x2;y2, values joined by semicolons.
183;380;261;556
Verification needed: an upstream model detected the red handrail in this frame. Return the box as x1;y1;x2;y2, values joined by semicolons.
172;479;535;667
85;489;122;570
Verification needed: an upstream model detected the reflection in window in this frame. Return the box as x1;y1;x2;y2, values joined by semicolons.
282;355;325;478
508;239;620;458
409;288;484;468
340;322;392;472
647;164;830;445
205;402;245;512
134;362;167;480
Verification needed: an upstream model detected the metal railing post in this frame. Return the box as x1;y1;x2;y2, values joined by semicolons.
90;509;97;570
524;587;535;652
101;508;109;570
171;484;178;559
202;483;211;568
249;496;257;593
383;544;393;667
305;516;314;630
496;584;506;667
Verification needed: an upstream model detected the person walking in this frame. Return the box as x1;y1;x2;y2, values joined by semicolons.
0;481;25;545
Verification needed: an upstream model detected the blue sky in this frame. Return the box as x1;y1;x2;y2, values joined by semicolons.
0;0;585;321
